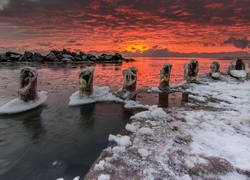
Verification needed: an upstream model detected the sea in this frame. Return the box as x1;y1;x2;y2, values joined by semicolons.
0;57;249;180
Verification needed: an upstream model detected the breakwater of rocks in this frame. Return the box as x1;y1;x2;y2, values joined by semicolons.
0;49;135;63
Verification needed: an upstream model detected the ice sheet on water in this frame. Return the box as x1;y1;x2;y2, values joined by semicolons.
69;85;151;109
69;86;123;106
0;91;47;114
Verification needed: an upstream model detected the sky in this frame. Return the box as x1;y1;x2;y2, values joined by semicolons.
0;0;250;57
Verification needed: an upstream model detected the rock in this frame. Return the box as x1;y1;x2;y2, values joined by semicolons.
62;54;74;61
24;51;33;59
19;55;28;62
62;48;71;55
159;64;172;91
45;52;58;62
184;60;199;83
114;53;123;61
61;57;72;63
32;52;44;62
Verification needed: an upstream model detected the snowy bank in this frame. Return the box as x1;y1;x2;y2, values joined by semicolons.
85;74;250;180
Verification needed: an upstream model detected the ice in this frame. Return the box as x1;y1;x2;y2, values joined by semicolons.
138;148;150;158
108;134;132;147
98;174;110;180
229;70;247;78
125;123;139;133
94;160;106;171
148;86;162;93
138;127;154;136
211;72;220;78
69;86;149;109
73;176;80;180
0;91;47;114
86;77;250;179
69;86;122;106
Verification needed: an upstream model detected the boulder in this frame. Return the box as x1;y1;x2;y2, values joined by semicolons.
24;51;33;59
45;52;58;62
32;52;44;62
228;58;246;80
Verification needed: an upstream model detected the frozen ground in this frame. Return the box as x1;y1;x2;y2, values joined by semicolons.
85;73;250;180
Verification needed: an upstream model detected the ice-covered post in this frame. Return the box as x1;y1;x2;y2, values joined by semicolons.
159;64;172;91
184;60;199;83
209;61;220;79
122;66;138;92
17;67;38;102
228;58;246;80
78;67;94;96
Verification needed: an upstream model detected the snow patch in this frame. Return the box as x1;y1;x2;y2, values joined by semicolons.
138;127;154;136
138;148;150;158
108;134;132;147
98;174;110;180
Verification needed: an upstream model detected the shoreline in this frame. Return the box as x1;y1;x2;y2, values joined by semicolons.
84;73;250;180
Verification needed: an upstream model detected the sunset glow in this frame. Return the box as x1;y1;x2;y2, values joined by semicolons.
0;0;250;57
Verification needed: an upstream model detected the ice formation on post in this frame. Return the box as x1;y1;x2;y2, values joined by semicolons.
0;67;47;114
18;67;38;102
116;66;138;100
209;61;220;79
228;58;246;80
158;64;172;91
184;60;199;83
122;66;138;92
78;67;94;96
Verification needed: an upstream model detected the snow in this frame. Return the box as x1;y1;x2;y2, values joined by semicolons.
0;91;47;114
98;174;110;180
125;123;139;133
85;74;250;180
137;127;154;136
138;148;150;158
108;134;132;147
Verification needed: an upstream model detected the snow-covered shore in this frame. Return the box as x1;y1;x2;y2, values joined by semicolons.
85;73;250;180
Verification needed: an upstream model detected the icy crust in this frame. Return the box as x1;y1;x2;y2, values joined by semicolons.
69;86;150;109
85;79;250;180
0;91;47;114
229;70;246;78
69;86;122;105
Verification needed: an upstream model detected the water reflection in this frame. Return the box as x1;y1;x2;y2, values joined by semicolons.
22;107;45;141
79;103;95;129
137;91;186;108
158;92;169;107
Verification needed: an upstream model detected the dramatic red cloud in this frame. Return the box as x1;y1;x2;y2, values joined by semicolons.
0;0;250;57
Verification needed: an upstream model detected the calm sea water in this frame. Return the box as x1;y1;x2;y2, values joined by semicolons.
0;57;249;180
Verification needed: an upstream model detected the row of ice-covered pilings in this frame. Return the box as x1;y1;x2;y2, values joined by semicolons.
15;58;248;102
